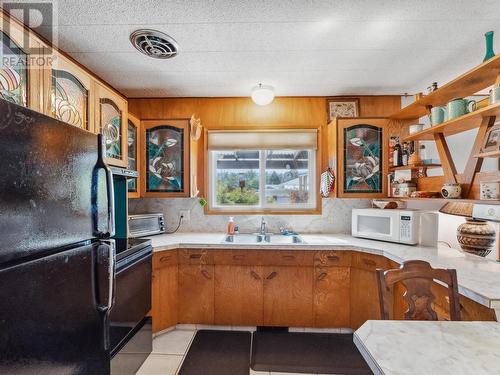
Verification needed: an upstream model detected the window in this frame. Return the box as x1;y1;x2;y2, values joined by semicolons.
207;130;317;212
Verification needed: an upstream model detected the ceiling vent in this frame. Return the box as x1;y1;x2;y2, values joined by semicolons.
130;29;179;59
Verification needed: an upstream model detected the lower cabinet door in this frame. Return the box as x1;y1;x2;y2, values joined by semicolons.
263;266;313;327
349;267;381;329
178;264;215;324
151;264;178;333
214;265;264;326
313;266;350;327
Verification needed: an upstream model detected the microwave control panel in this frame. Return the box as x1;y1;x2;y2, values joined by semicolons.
399;215;412;241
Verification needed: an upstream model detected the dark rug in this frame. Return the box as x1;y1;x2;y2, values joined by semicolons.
251;331;373;374
178;330;251;375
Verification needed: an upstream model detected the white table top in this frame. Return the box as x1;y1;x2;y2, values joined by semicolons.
354;320;500;375
147;232;500;309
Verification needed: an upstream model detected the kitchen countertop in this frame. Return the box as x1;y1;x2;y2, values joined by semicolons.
147;232;500;310
354;320;500;375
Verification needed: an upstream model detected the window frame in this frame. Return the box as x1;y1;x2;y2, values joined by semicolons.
207;148;319;214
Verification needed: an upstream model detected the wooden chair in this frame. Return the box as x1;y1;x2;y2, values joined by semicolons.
377;260;461;321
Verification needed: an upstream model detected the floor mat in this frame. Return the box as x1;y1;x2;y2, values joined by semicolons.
178;330;251;375
251;331;372;374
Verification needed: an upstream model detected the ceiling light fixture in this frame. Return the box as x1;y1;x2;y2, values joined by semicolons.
251;83;275;106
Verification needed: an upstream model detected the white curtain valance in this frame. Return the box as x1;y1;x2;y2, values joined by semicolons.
207;129;317;150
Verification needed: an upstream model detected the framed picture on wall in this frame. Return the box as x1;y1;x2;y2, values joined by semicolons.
326;97;360;122
481;124;500;153
337;118;388;198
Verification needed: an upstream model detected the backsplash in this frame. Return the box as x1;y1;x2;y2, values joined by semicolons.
128;198;371;234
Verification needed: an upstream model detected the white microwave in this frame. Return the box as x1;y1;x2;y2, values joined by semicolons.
352;208;438;246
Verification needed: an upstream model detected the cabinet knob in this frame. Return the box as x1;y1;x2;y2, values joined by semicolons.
201;269;212;280
266;271;278;280
250;271;261;280
190;253;203;259
160;255;171;262
282;255;295;261
327;255;340;262
233;255;245;261
316;272;327;281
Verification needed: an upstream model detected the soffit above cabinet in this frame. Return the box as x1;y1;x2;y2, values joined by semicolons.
31;0;500;97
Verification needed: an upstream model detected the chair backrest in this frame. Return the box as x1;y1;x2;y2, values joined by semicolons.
377;260;461;321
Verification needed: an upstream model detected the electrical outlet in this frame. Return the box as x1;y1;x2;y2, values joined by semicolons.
180;209;190;222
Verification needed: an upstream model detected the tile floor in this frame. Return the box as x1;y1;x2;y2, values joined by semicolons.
136;325;354;375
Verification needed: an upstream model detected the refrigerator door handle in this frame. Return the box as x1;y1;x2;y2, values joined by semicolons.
92;134;115;238
95;241;115;313
104;163;115;238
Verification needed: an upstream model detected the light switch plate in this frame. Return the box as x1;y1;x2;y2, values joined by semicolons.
180;209;190;222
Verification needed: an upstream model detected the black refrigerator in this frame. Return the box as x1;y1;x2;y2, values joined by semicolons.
0;98;115;374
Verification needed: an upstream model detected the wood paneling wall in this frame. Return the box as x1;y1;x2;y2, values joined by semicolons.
129;96;401;129
129;96;401;200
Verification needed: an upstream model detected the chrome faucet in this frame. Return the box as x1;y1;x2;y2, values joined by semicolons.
259;217;267;235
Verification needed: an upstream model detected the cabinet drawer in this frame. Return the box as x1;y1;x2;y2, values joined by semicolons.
352;252;389;271
178;249;214;265
261;250;314;267
314;251;351;267
213;250;263;266
153;250;178;269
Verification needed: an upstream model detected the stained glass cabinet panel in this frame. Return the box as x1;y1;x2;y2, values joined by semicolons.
141;120;190;197
52;69;89;130
337;118;388;198
127;113;141;198
0;31;28;107
95;82;128;168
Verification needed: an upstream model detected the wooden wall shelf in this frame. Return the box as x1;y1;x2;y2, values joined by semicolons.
389;164;441;171
397;197;500;205
473;150;500;158
390;54;500;120
402;101;500;142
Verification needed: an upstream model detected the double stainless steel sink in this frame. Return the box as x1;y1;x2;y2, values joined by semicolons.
222;233;304;244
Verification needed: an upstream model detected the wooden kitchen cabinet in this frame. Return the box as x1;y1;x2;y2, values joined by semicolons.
0;13;49;113
127;112;141;198
50;55;93;132
151;251;178;333
263;265;313;327
313;266;351;327
214;265;264;325
140;119;190;197
350;253;389;329
94;82;128;167
178;264;214;324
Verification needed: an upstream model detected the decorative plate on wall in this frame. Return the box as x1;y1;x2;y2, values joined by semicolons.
326;97;360;122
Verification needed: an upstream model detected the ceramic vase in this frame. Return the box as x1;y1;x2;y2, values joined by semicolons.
457;218;496;257
483;31;495;62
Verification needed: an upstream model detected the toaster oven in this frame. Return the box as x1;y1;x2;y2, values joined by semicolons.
128;214;165;238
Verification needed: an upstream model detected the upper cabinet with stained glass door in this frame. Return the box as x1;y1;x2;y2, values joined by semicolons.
127;113;141;198
94;82;128;167
0;12;48;112
337;118;388;198
141;120;190;197
50;56;93;131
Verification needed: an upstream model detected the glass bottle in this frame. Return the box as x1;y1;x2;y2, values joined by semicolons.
402;142;409;166
393;140;401;167
420;144;427;162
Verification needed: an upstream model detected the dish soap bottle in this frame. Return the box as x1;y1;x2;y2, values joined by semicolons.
227;217;235;235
